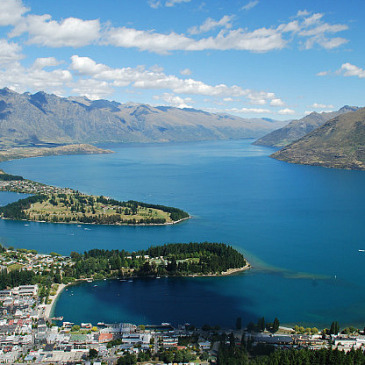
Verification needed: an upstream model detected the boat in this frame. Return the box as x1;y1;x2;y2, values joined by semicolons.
51;316;63;321
359;249;365;252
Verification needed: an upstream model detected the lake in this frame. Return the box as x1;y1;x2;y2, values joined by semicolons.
0;139;364;328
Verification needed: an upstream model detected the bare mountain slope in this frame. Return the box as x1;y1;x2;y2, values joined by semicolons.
271;107;365;170
253;106;358;148
0;88;286;148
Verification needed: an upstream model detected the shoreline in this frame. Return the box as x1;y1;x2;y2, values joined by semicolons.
44;283;66;320
45;262;251;322
0;215;191;227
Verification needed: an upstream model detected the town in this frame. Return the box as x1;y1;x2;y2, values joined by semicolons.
0;248;365;364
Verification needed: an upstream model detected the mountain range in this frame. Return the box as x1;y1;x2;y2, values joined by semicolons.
253;106;359;148
0;88;286;149
271;107;365;170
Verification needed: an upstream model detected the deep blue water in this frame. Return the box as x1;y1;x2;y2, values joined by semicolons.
0;140;364;328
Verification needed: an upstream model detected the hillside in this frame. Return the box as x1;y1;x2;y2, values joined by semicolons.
271;107;365;170
253;106;358;148
0;88;286;148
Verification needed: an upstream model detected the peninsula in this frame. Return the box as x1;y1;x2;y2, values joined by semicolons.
0;143;113;162
0;170;189;225
0;242;249;297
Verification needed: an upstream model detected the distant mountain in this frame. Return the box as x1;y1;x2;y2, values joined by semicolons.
253;106;359;148
0;88;286;148
271;107;365;170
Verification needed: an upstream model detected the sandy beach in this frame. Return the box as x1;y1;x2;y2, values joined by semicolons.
44;283;66;320
221;263;251;276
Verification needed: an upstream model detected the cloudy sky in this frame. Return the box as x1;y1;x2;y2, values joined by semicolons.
0;0;364;119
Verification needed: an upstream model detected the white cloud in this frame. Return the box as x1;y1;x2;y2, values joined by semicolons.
31;57;61;70
2;2;347;54
103;27;193;54
278;108;295;115
69;55;283;106
310;103;334;109
70;79;114;100
149;0;191;7
316;70;329;76
103;25;287;53
0;60;72;94
294;11;348;50
148;0;161;9
305;109;333;115
0;39;23;65
180;68;192;75
296;10;310;17
165;0;191;7
10;15;101;47
0;0;29;26
103;10;347;54
188;15;233;35
154;93;193;108
70;55;109;75
270;98;285;107
241;0;259;11
229;107;271;114
338;62;365;78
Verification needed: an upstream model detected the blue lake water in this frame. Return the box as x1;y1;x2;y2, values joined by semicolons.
0;139;364;328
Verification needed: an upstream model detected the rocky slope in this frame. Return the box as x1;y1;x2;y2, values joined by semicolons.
0;88;286;148
254;106;358;148
271;107;365;170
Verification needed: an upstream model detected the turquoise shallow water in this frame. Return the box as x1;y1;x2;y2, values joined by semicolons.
0;140;364;328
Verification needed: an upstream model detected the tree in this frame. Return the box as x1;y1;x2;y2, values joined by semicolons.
247;321;255;332
88;348;98;359
71;325;80;332
257;317;265;332
117;353;137;365
330;321;340;335
273;317;280;333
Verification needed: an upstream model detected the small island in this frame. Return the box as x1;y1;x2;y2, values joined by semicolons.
0;170;189;225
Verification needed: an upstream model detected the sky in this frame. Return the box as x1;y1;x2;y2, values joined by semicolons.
0;0;364;120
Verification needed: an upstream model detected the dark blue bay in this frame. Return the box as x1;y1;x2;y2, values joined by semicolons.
0;140;364;328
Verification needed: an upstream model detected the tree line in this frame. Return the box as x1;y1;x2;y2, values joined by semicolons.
0;195;47;219
218;345;365;365
0;172;24;181
68;242;247;279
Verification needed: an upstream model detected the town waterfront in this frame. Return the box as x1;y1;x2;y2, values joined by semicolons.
0;139;364;328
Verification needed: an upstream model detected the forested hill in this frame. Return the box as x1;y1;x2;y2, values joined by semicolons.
70;242;248;278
